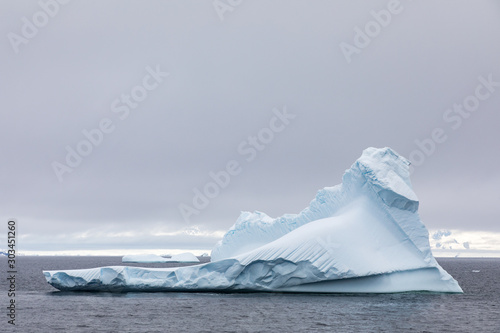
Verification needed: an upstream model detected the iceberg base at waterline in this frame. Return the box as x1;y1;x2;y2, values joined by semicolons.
43;147;463;293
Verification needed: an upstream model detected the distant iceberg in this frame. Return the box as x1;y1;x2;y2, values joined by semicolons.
44;148;462;293
122;252;200;263
167;252;200;263
122;254;169;263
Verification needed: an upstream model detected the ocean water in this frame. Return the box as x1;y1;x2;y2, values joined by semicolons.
1;257;499;332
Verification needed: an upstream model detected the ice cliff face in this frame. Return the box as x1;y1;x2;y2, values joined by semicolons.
44;147;462;293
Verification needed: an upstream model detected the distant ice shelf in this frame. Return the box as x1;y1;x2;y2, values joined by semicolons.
122;252;200;263
121;254;169;263
44;147;463;293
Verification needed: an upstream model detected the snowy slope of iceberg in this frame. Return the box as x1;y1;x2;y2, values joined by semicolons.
43;147;462;293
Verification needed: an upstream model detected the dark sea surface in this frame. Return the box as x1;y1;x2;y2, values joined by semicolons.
1;256;499;333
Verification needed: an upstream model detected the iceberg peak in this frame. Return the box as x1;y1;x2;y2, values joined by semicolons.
211;147;423;261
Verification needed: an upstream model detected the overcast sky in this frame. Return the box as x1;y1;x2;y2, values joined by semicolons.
1;0;499;255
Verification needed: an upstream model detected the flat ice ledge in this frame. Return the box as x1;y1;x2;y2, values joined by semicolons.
43;264;461;293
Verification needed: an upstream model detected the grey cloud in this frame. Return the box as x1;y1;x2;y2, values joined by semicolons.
1;0;500;252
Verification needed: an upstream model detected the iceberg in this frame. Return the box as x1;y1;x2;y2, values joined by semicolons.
43;147;462;293
167;252;200;263
122;252;200;263
122;254;170;263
